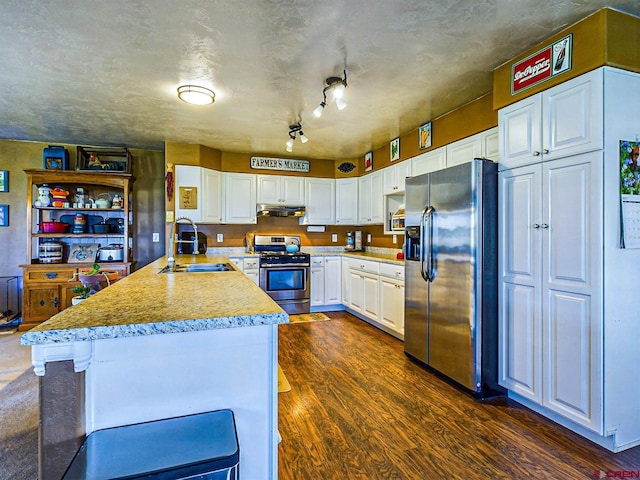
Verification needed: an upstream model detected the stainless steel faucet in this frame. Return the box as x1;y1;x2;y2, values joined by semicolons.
167;217;199;271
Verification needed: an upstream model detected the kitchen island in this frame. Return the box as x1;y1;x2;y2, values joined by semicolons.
21;254;288;480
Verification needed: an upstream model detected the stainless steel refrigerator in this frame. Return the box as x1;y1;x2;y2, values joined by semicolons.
403;159;503;399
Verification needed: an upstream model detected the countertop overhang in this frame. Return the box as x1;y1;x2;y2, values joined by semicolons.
20;255;288;346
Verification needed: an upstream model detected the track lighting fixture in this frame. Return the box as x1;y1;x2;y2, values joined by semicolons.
313;70;348;118
285;122;308;152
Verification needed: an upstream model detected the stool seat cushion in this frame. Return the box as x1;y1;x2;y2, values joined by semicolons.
63;409;239;479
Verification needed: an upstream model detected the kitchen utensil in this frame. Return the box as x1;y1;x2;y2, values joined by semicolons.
61;214;103;230
285;241;299;253
105;217;125;234
38;241;63;263
72;213;87;234
40;221;68;233
98;244;124;262
92;223;114;234
95;193;112;209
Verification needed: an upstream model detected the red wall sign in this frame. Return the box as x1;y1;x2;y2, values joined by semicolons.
511;34;572;95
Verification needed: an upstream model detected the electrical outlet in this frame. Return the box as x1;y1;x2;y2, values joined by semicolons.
152;232;160;243
367;233;372;243
392;234;397;244
332;234;337;242
216;233;223;242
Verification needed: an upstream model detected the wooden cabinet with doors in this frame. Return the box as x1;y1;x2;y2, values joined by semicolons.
20;169;134;330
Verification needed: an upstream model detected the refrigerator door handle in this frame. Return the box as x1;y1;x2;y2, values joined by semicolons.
420;206;434;282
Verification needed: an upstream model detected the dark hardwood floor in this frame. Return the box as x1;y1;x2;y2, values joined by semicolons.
277;311;640;480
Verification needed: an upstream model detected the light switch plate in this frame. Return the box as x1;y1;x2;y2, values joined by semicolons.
392;234;397;244
217;233;223;242
332;234;337;242
367;233;372;243
152;232;160;243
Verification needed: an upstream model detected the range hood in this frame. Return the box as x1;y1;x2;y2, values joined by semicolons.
256;204;306;217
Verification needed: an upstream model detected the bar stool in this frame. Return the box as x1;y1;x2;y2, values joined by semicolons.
62;409;239;479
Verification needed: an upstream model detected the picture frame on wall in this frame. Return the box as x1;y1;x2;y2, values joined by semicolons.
0;170;8;192
0;204;8;227
419;122;432;150
364;152;373;172
390;138;400;162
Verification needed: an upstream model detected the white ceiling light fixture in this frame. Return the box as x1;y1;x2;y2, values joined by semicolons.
177;85;215;105
313;70;348;118
285;122;308;152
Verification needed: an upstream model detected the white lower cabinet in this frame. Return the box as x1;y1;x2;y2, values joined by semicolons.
242;257;260;286
341;258;350;305
344;258;404;337
499;151;603;433
310;256;342;307
378;263;405;334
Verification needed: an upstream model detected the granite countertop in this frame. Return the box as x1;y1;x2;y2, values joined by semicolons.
207;247;404;265
21;255;288;346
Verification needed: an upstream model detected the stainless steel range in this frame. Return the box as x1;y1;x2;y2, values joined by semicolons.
254;235;310;314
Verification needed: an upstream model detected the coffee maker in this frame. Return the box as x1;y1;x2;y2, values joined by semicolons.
345;231;363;251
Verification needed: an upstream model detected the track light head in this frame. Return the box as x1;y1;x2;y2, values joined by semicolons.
285;122;307;151
313;102;326;118
315;69;348;116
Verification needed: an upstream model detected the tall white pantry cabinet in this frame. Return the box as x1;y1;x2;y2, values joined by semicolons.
498;67;640;452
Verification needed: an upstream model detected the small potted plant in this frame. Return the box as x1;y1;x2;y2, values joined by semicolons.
71;284;91;305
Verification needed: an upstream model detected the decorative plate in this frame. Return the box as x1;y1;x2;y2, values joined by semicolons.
68;243;99;263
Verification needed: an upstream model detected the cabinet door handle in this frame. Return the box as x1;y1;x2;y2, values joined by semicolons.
541;223;549;229
543;149;549;154
533;224;541;229
53;297;59;307
39;299;45;307
533;151;541;157
45;272;58;279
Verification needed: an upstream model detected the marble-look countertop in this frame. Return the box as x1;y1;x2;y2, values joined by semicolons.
21;255;288;346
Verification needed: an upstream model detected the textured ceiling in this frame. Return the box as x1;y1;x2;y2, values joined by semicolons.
0;1;639;160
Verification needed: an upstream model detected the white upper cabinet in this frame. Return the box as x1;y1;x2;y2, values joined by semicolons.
301;177;335;225
446;132;483;167
175;165;223;224
483;127;500;161
256;175;304;205
383;160;412;194
359;170;384;225
499;69;604;170
335;177;359;225
223;172;257;224
411;147;447;177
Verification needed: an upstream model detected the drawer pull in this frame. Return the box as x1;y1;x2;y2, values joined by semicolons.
45;272;59;279
39;299;45;307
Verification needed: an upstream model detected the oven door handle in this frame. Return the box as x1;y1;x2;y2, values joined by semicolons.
260;263;310;268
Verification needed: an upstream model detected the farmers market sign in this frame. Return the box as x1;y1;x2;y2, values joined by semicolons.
250;157;310;173
511;34;572;94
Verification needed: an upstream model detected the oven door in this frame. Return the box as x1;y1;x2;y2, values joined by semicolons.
259;265;310;301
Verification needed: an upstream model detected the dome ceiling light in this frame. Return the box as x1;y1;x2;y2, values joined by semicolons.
177;85;215;105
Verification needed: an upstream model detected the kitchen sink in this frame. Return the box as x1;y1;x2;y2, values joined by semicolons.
159;263;234;274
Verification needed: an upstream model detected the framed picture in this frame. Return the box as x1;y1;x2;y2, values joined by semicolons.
419;122;432;150
390;138;400;162
0;205;9;227
179;186;197;209
0;170;7;192
364;152;373;172
68;243;99;263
